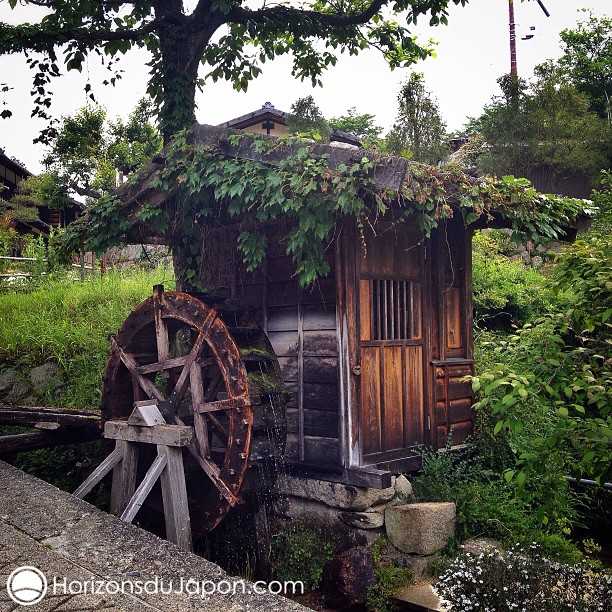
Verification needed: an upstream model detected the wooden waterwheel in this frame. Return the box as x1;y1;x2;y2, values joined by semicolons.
101;285;286;537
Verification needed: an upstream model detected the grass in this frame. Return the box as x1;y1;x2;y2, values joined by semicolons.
0;266;175;409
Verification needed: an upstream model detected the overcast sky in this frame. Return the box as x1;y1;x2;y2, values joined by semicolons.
0;0;609;174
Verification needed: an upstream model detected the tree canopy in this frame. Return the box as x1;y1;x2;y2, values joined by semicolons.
559;12;612;122
385;72;448;163
0;0;468;143
465;66;612;181
42;98;161;201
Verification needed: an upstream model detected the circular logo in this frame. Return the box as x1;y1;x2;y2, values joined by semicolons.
6;566;48;606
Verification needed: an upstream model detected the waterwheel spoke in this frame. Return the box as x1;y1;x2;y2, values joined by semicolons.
195;398;249;413
189;363;211;459
168;309;217;411
185;443;238;504
110;335;166;402
207;414;229;441
204;370;222;402
138;356;216;376
153;285;170;377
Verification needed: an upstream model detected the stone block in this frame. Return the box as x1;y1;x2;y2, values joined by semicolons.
385;502;455;555
394;474;413;499
339;511;384;530
277;474;395;511
29;362;63;393
0;368;20;393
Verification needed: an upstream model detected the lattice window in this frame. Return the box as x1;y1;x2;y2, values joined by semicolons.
370;279;412;340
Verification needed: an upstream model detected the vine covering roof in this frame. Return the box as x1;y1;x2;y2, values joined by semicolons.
63;123;594;285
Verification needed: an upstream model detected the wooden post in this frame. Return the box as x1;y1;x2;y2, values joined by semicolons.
110;440;139;516
158;444;192;551
80;251;85;282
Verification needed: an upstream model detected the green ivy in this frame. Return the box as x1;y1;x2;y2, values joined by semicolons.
63;130;593;287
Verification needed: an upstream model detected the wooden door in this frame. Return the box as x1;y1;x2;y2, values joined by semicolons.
357;225;426;464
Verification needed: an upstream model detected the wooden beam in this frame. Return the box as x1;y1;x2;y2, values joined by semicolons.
194;398;249;413
159;445;192;551
120;453;168;523
74;447;124;498
110;440;139;515
0;428;99;456
104;421;193;447
110;335;166;402
0;405;100;430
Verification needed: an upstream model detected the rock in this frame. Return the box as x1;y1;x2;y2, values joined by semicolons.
0;368;21;393
520;251;531;264
394;475;413;499
339;511;384;530
461;537;502;556
29;362;63;394
396;583;446;612
385;503;456;555
278;475;396;511
5;379;30;403
322;547;377;609
531;255;544;268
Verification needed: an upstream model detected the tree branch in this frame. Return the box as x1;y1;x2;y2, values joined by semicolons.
220;0;387;32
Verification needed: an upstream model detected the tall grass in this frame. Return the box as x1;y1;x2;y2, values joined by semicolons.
0;266;175;409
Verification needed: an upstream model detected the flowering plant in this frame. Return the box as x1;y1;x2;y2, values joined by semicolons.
435;544;612;611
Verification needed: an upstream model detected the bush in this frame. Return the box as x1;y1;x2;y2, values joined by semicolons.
436;545;612;611
270;521;337;590
411;447;582;563
472;230;557;328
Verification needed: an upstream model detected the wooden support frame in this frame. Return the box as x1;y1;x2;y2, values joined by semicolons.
74;420;193;551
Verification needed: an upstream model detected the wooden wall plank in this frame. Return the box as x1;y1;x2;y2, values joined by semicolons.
444;288;463;350
404;345;424;447
383;346;403;451
360;347;382;455
359;280;371;341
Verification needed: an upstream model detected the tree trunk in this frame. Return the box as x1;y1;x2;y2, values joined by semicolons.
152;3;217;287
153;2;212;143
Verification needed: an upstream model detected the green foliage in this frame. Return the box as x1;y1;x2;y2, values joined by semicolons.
386;72;448;163
468;61;612;181
328;107;383;146
591;170;612;232
472;305;612;491
65;129;592;289
286;96;331;141
270;521;337;590
436;545;612;612
472;230;557;327
0;0;469;142
559;12;612;121
553;232;612;336
42;100;161;202
410;446;580;562
365;562;412;612
0;174;72;227
0;266;174;409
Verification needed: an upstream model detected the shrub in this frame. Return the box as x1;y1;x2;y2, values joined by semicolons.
365;563;412;612
270;521;337;590
411;447;582;563
472;230;557;328
436;545;612;612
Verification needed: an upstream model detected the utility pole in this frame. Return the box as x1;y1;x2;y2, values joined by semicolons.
509;0;518;77
508;0;550;78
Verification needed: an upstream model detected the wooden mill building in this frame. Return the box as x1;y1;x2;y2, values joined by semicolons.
109;124;475;490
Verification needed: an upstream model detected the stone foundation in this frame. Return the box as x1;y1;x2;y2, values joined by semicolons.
274;474;454;576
